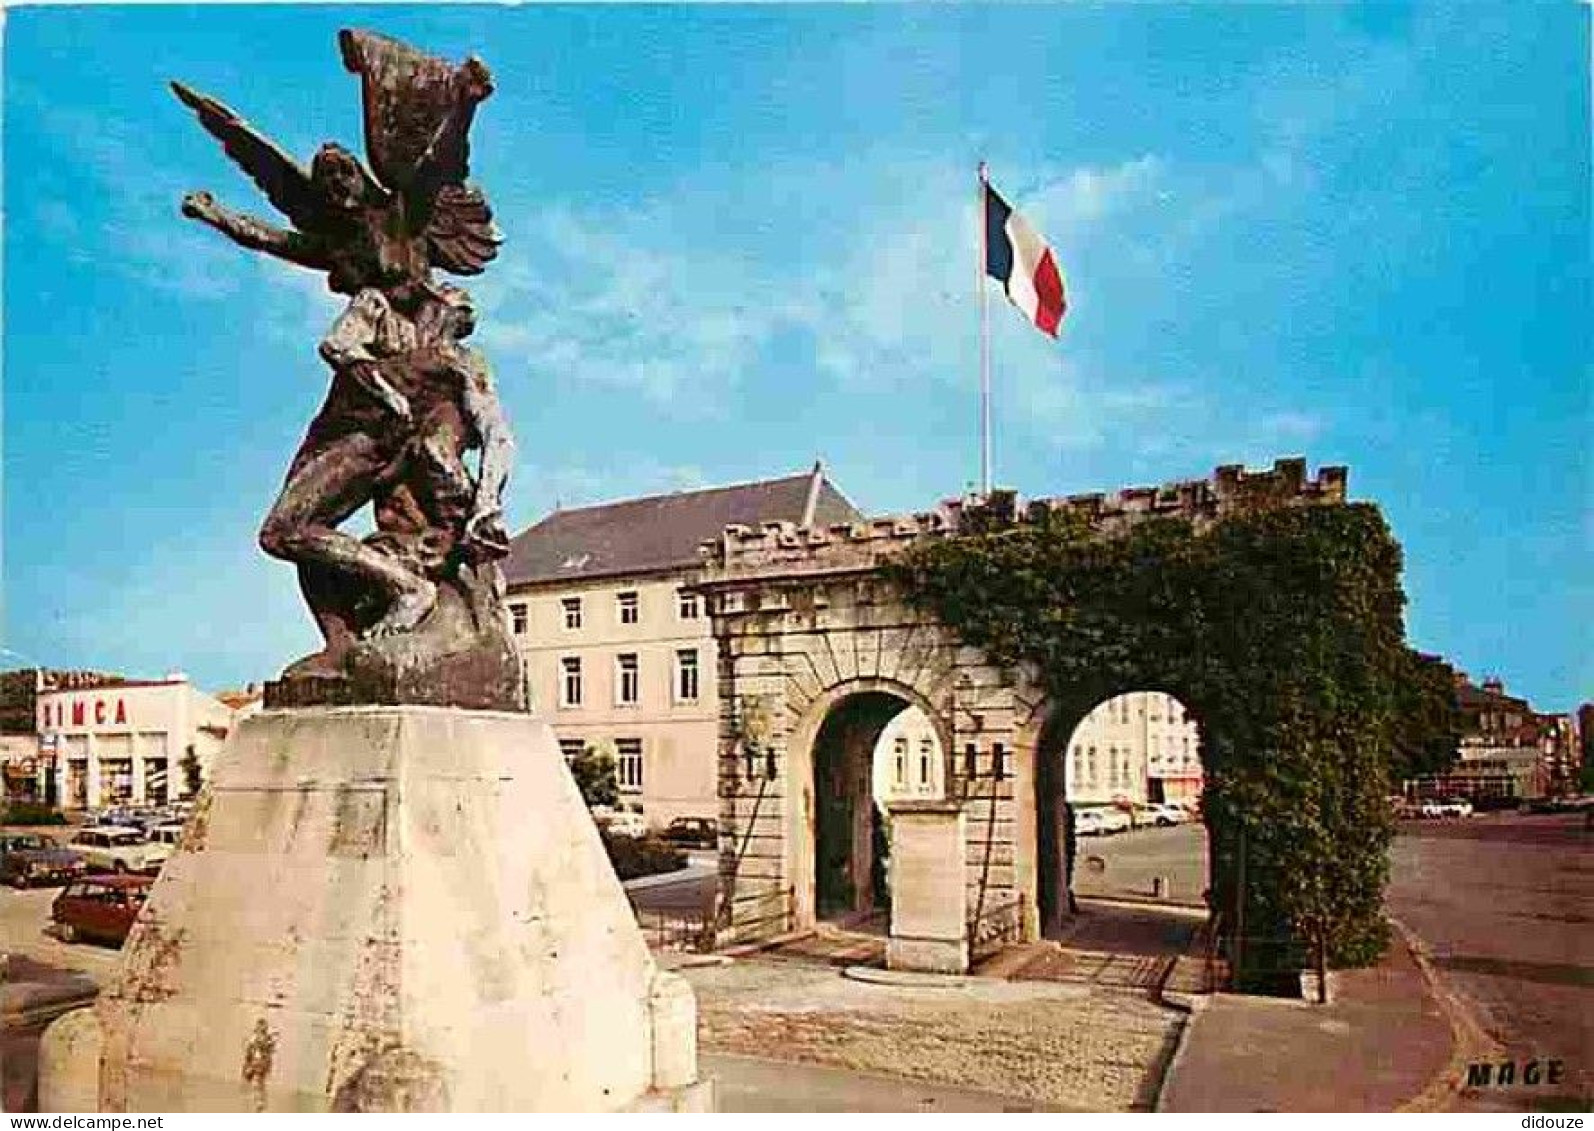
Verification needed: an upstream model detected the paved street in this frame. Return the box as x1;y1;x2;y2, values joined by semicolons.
5;815;1586;1111
1053;812;1590;1109
1387;811;1591;1110
681;956;1183;1111
1073;821;1208;905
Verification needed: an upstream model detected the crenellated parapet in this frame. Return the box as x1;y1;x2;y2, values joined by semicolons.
698;457;1349;582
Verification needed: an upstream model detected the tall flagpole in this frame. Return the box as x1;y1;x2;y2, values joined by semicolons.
977;161;991;497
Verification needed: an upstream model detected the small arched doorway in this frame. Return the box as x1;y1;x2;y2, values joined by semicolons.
811;690;910;921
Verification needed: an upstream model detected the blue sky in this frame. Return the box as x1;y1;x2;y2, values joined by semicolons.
3;4;1588;711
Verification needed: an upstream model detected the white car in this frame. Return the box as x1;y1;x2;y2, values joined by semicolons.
147;823;188;849
1076;807;1131;835
67;827;171;874
1434;798;1473;818
1075;809;1110;836
592;808;648;838
1150;803;1189;826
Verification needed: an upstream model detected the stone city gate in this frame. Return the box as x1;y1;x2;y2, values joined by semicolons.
693;458;1349;973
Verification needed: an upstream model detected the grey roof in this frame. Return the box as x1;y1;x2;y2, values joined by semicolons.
504;468;863;586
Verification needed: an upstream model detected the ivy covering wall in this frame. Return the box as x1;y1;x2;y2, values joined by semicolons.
886;501;1437;984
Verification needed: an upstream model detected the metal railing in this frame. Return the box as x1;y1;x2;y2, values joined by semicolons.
968;891;1026;963
626;872;718;952
626;875;796;953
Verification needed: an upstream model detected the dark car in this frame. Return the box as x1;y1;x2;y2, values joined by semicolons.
0;834;85;888
52;874;153;946
660;817;718;849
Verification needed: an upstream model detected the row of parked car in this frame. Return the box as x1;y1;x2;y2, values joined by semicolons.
1392;797;1475;819
1076;800;1197;836
590;808;719;848
2;808;196;948
3;817;194;887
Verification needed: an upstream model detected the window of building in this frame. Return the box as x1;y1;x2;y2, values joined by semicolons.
894;737;908;788
618;591;639;625
560;657;583;707
919;738;934;792
558;738;585;762
616;738;643;793
675;648;700;703
561;597;583;630
678;591;700;620
509;603;528;635
616;653;639;706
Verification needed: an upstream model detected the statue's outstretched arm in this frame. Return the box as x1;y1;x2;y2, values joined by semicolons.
181;191;330;272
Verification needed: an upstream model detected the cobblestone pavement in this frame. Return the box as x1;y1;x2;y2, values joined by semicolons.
682;957;1184;1111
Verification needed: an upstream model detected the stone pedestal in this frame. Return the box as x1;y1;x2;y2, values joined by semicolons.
40;706;706;1112
885;801;969;974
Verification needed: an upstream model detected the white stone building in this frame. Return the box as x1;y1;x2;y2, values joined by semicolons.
503;464;862;828
35;675;236;809
1064;690;1202;805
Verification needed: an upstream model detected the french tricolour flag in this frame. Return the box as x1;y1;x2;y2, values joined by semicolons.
984;181;1066;338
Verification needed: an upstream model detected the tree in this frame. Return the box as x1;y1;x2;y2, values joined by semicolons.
1388;651;1462;784
569;742;619;809
180;744;203;797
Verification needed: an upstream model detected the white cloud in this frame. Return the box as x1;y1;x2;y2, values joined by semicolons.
1026;155;1166;237
473;152;1205;461
474;205;796;414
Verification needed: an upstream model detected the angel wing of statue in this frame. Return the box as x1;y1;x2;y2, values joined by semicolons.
338;27;502;276
172;28;500;289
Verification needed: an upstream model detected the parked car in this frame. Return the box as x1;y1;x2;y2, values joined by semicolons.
1123;803;1163;828
146;824;188;850
1149;803;1189;827
66;827;170;875
1077;806;1131;835
0;834;86;888
1075;809;1110;836
1417;797;1473;819
51;874;153;946
660;817;717;849
592;808;648;838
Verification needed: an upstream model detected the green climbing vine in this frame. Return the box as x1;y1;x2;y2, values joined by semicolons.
885;500;1445;985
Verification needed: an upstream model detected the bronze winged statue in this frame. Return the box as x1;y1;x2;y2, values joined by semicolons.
174;30;523;711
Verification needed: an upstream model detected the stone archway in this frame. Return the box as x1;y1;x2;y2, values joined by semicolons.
699;458;1356;978
784;677;956;933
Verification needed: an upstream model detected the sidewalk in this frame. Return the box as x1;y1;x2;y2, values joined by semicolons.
705;1053;1053;1112
1157;932;1453;1112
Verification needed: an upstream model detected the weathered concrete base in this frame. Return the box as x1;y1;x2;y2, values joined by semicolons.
39;706;705;1112
885;935;970;975
626;1079;717;1113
